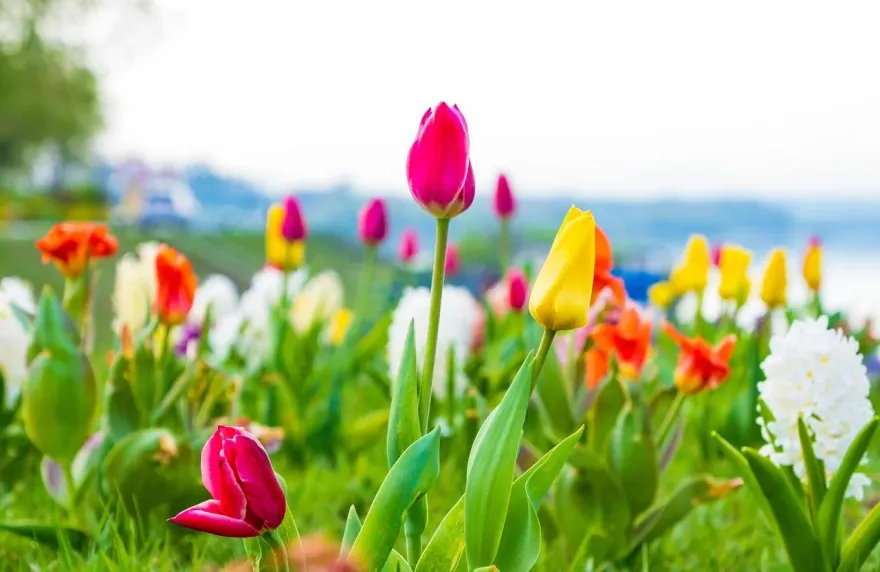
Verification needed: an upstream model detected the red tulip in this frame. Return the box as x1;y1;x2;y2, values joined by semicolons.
169;426;286;538
507;268;528;312
445;243;460;276
155;245;197;326
35;222;118;278
398;229;419;264
281;195;307;242
493;174;516;219
406;102;474;219
358;198;388;245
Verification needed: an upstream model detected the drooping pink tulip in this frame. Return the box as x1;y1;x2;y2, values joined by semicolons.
169;426;286;538
398;229;419;264
493;174;516;219
445;243;460;277
507;268;528;312
406;102;474;219
281;195;307;242
358;198;388;245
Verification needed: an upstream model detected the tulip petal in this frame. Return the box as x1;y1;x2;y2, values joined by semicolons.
227;430;287;529
201;428;247;519
169;500;261;538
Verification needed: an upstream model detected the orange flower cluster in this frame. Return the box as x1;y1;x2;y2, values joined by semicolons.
35;223;118;278
585;306;652;388
663;323;736;394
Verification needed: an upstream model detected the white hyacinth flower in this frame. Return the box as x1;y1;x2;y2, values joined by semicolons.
758;316;875;500
112;242;160;336
387;286;482;399
0;277;36;315
190;275;240;325
0;277;32;404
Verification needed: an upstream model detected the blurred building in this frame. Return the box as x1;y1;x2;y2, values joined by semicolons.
108;161;199;229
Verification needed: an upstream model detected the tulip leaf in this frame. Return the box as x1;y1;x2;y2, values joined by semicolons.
817;416;879;567
533;350;576;436
711;432;773;523
416;497;465;572
589;375;626;452
351;428;442;572
342;505;362;552
130;341;158;422
837;498;880;572
382;550;413;572
628;475;742;554
493;426;584;572
0;521;89;552
606;400;658;518
105;356;139;441
28;287;79;360
465;357;534;569
388;321;422;467
797;416;826;515
742;448;824;572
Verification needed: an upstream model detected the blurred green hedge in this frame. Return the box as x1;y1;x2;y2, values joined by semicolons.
0;185;109;222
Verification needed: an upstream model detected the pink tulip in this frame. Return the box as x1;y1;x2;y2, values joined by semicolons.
808;234;822;248
710;243;722;267
445;243;460;276
507;268;528;312
398;229;419;264
281;195;307;242
493;174;516;219
169;426;286;538
358;198;388;245
406;102;474;219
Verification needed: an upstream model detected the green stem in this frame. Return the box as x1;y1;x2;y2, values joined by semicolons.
418;217;450;433
264;529;291;572
354;245;377;321
531;328;557;392
446;345;457;430
499;217;510;272
657;391;686;446
693;289;705;336
61;463;81;528
406;531;422;568
158;323;172;400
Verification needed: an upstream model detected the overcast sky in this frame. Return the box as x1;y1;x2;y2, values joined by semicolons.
89;0;880;199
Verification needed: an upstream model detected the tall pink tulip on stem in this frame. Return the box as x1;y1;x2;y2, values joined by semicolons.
398;229;419;266
281;196;308;242
358;198;388;246
494;174;516;270
445;243;460;277
507;268;528;312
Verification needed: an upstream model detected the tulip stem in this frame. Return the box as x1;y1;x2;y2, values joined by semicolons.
657;391;686;446
62;462;81;527
264;529;291;572
499;218;510;272
406;531;422;567
531;328;557;392
354;244;377;332
419;217;450;433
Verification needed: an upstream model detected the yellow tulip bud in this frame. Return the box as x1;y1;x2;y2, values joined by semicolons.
265;204;305;271
648;281;675;309
718;245;752;303
760;248;788;309
528;206;596;331
327;308;354;346
672;235;711;293
802;239;822;292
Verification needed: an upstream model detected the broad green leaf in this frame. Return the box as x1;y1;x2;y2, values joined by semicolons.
607;400;658;518
534;350;576;436
465;357;534;568
711;432;773;523
388;322;422;467
837;499;880;572
817;417;879;567
416;498;465;572
382;551;413;572
351;429;442;572
105;355;139;440
629;475;742;552
342;505;362;552
0;521;89;552
743;448;824;572
589;375;626;452
797;416;826;516
131;340;158;421
494;426;584;572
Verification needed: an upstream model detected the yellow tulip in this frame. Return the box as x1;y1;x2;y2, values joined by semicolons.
265;204;305;271
528;206;596;331
802;239;822;292
648;281;675;309
671;235;711;293
327;308;354;346
292;271;345;333
718;245;752;303
760;248;788;309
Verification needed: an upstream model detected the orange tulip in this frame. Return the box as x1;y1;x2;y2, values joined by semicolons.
592;226;627;305
595;226;613;272
663;323;736;394
585;346;610;390
154;245;197;326
35;223;118;278
591;307;652;380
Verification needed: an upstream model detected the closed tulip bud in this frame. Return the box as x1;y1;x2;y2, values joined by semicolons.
718;245;753;303
445;243;460;277
507;268;528;312
672;235;711;293
802;236;822;292
529;207;596;331
358;198;388;245
265;201;307;271
398;229;419;264
169;425;286;537
760;248;788;309
155;245;197;326
281;195;307;242
406;102;474;219
493;174;516;219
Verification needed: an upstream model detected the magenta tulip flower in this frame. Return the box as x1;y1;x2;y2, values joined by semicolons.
406;102;474;219
493;174;516;219
358;198;388;245
710;243;722;268
507;268;528;312
445;243;460;276
281;195;307;242
398;229;419;264
169;426;286;538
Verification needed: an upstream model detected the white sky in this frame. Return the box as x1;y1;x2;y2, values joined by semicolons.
89;0;880;198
